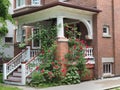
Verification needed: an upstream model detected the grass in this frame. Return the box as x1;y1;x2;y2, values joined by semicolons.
109;87;120;90
0;73;22;90
0;84;21;90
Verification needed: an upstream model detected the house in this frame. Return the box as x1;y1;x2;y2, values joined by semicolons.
3;0;120;85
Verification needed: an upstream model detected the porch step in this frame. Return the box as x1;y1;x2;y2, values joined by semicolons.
13;72;21;77
17;68;21;72
4;79;22;85
8;76;21;81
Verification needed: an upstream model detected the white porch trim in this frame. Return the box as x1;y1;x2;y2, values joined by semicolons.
15;6;95;39
57;16;64;37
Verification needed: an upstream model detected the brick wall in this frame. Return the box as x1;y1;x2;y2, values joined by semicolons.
93;0;114;78
113;0;120;76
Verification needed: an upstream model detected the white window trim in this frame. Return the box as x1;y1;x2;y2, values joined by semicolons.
31;0;41;6
32;28;41;49
102;25;111;38
59;0;68;2
16;0;25;9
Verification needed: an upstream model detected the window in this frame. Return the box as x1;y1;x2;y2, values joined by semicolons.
103;25;111;37
22;29;26;42
5;37;13;43
31;0;40;5
32;28;40;49
103;63;113;76
16;0;25;8
59;0;68;2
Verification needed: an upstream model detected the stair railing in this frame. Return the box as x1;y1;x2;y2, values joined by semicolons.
21;52;41;85
3;47;29;80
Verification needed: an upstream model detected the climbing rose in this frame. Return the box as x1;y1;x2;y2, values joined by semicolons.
36;66;39;70
61;68;66;73
41;69;45;73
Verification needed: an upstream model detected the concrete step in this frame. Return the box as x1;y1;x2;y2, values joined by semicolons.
8;76;21;81
4;79;22;85
17;68;21;72
13;72;21;77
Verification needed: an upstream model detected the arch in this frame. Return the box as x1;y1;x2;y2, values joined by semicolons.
64;16;93;39
78;19;93;39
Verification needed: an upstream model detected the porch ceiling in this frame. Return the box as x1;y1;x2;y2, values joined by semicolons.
14;5;98;25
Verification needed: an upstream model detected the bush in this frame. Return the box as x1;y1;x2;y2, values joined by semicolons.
62;66;80;85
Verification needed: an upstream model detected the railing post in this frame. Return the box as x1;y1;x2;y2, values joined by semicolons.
21;62;26;85
3;63;7;80
26;46;30;61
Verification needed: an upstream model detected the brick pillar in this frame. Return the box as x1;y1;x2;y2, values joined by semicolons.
56;37;68;75
25;26;31;45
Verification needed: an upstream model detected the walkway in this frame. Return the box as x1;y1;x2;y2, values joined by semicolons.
11;77;120;90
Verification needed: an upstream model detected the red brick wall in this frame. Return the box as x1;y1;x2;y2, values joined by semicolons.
93;0;114;78
56;38;68;75
113;0;120;75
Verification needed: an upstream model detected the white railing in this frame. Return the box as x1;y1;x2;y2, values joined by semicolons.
21;54;40;85
103;63;113;77
30;49;40;57
84;47;94;59
3;48;28;80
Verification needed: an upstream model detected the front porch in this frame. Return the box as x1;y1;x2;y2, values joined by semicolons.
3;4;99;85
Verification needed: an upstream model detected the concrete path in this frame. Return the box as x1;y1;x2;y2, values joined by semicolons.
10;77;120;90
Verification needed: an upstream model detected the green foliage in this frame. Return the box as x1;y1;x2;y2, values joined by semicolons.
29;24;88;87
0;26;8;36
30;44;63;87
31;25;57;50
0;73;3;83
0;0;14;37
64;24;88;82
18;42;26;49
62;66;80;85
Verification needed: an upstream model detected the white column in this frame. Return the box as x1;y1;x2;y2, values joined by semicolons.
57;16;64;38
3;63;7;80
26;46;30;60
21;63;26;85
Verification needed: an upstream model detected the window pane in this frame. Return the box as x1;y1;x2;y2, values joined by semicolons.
32;0;40;5
32;28;40;48
103;28;107;33
16;0;25;7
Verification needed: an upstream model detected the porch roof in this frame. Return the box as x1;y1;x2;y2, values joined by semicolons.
12;2;101;18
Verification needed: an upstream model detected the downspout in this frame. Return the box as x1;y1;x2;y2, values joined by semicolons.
112;0;115;75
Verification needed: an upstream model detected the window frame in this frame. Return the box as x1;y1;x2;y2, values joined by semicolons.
32;28;41;49
16;0;25;8
102;25;111;37
31;0;40;6
5;37;13;44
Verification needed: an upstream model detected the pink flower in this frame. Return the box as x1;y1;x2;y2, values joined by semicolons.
61;68;66;73
53;65;59;69
36;66;39;70
73;45;76;49
51;62;55;65
41;50;44;54
41;69;45;73
48;71;53;76
61;58;65;61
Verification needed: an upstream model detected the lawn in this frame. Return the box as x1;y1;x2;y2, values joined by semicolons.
0;73;21;90
109;87;120;90
0;84;21;90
